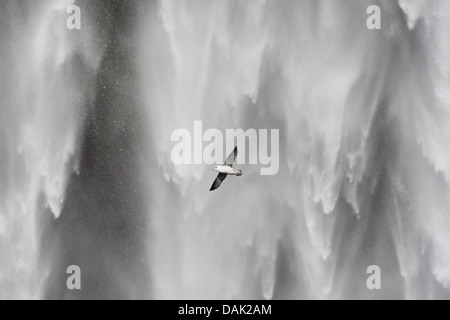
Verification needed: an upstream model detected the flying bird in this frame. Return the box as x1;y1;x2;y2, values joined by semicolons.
209;146;242;191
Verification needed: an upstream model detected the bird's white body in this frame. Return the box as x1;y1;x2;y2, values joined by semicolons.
214;165;242;176
210;146;242;191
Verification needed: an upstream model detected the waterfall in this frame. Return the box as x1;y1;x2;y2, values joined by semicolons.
0;0;450;299
136;0;450;299
0;0;101;299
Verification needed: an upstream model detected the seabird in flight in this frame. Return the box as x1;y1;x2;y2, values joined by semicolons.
209;146;242;191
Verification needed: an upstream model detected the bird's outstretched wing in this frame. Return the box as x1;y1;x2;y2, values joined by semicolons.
210;173;227;191
224;146;238;166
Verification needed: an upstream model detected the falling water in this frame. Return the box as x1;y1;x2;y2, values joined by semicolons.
1;0;450;299
0;0;105;299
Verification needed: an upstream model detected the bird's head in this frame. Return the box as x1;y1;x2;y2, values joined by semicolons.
213;166;218;171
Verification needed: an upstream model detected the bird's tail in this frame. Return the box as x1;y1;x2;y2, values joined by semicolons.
236;170;242;176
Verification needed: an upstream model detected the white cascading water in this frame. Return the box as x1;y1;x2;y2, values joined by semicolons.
0;0;102;299
136;0;450;299
0;0;450;299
